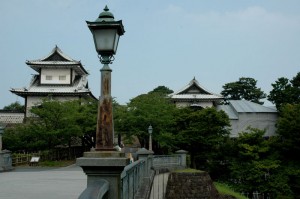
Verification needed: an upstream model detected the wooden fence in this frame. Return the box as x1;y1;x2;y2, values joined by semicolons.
12;146;89;166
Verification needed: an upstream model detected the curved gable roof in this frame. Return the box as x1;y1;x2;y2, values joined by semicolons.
26;46;89;75
174;78;213;95
170;77;224;101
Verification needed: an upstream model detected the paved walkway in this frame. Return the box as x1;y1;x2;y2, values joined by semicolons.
0;165;86;199
150;173;170;199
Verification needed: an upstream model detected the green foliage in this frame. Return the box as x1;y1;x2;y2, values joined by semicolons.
174;168;204;173
114;92;177;151
274;103;300;197
214;182;248;199
39;160;75;167
148;85;173;95
114;88;230;159
268;72;300;110
3;99;97;151
173;107;230;168
276;103;300;160
221;77;266;104
227;128;293;198
2;101;25;112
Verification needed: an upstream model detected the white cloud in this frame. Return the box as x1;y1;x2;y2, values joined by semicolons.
165;4;184;14
187;6;299;30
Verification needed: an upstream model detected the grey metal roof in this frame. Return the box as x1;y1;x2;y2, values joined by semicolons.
216;105;239;119
216;100;277;120
229;100;277;113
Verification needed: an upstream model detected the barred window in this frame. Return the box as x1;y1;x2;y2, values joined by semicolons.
59;75;66;80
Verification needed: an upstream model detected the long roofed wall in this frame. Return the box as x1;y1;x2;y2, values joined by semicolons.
0;111;24;124
217;100;278;137
171;78;278;137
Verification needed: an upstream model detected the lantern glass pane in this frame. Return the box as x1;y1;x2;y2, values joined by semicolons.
113;34;120;53
94;29;117;52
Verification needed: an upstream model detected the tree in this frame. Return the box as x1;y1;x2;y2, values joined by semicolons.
148;86;173;95
268;72;300;110
29;100;81;149
3;122;48;151
290;72;300;88
228;128;292;198
2;101;24;112
113;99;128;146
173;107;230;169
221;77;266;104
3;99;97;151
115;92;177;152
273;102;300;198
275;103;300;160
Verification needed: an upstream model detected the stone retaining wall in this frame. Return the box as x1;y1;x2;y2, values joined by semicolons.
165;171;236;199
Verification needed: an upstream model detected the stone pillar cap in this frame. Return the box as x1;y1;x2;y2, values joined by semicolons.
175;150;188;154
136;148;154;155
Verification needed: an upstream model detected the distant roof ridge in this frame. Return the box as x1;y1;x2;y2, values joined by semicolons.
172;77;223;97
26;46;77;63
43;45;77;62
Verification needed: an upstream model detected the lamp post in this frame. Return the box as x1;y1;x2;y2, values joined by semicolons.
77;7;129;198
148;125;153;151
86;6;125;151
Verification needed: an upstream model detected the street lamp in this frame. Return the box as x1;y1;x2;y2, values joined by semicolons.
86;6;125;151
148;125;153;151
87;5;125;64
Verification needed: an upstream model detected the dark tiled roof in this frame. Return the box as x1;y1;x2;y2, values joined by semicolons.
26;46;89;75
170;78;223;101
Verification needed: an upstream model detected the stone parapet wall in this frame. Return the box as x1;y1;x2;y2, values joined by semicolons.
0;150;13;172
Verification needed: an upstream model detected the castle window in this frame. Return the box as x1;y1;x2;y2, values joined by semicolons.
46;75;52;80
59;75;66;81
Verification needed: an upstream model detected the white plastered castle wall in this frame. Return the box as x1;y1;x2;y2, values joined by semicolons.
175;101;214;108
26;95;79;117
40;68;72;84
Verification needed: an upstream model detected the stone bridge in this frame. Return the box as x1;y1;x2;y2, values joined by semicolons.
76;149;188;199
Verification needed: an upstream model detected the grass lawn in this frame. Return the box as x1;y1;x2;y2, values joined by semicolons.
214;182;248;199
174;169;246;199
174;168;204;173
39;160;76;167
16;160;76;168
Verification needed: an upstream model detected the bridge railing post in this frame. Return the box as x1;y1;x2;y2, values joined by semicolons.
134;148;155;199
175;150;188;168
137;148;154;177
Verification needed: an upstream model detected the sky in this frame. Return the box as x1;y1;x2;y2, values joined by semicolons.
1;0;300;108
